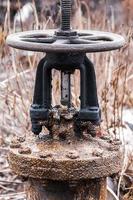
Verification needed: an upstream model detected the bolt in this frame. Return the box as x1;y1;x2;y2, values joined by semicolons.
100;135;112;141
17;136;25;143
107;144;119;151
92;149;103;157
18;147;31;154
10;139;21;148
112;139;122;145
39;152;52;159
10;142;21;148
66;150;79;159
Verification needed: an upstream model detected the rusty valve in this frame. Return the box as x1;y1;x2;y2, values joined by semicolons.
7;0;125;200
7;15;125;137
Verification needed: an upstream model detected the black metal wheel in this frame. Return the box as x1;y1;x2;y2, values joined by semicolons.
6;30;125;53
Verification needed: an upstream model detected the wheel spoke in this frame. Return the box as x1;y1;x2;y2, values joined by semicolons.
20;32;53;38
21;37;55;43
70;38;102;44
52;39;70;45
79;35;113;41
78;33;93;37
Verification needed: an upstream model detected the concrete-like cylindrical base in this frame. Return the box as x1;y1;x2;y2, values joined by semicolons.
25;178;107;200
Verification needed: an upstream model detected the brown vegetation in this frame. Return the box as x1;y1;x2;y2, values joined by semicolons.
0;0;132;199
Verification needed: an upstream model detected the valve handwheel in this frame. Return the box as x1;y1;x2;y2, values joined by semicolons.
7;0;125;53
7;29;125;53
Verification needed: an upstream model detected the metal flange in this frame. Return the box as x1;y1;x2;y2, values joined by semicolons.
9;134;122;181
6;30;125;53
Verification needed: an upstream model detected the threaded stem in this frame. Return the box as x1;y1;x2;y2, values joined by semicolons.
61;0;71;31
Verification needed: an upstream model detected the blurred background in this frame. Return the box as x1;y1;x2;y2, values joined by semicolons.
0;0;132;199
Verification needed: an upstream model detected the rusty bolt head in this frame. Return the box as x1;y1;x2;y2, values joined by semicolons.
10;138;21;149
100;135;112;141
39;152;52;159
107;144;120;151
18;147;31;154
10;136;25;148
10;142;21;149
111;139;122;145
66;151;79;159
92;149;103;157
16;136;25;143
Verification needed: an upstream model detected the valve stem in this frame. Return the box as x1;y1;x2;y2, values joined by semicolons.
60;0;72;31
61;71;71;108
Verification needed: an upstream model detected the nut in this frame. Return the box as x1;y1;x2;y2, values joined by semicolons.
39;152;52;159
10;139;21;148
17;136;25;143
18;147;31;154
10;143;21;148
66;151;79;159
107;145;119;151
112;139;122;145
100;135;112;141
92;149;103;157
10;136;25;148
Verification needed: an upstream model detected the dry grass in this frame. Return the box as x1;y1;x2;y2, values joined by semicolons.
0;0;133;199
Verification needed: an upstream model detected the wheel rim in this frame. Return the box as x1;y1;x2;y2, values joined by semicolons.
6;30;125;53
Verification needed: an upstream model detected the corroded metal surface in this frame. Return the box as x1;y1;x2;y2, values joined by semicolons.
25;178;107;200
6;30;125;53
8;135;122;181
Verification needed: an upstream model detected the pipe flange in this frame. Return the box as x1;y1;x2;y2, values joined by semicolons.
8;135;122;181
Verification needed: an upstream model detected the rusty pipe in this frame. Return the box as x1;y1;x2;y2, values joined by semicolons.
25;178;107;200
